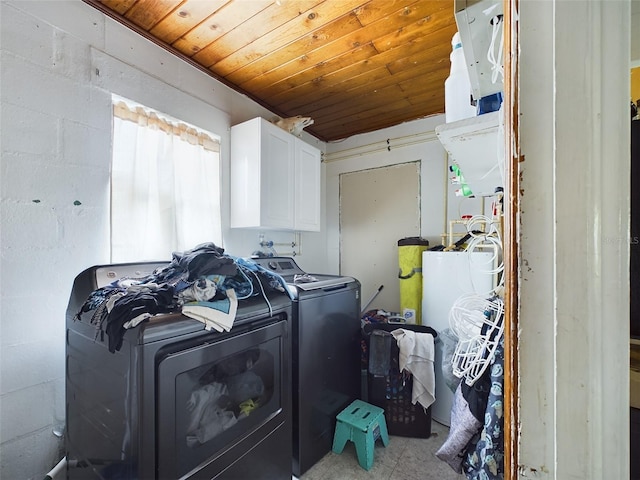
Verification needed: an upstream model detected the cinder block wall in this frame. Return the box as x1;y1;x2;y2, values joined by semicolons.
0;2;270;478
1;4;111;478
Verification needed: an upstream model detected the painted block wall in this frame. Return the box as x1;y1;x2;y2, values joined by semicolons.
1;4;111;478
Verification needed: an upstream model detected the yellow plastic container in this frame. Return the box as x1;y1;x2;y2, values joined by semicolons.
398;237;430;324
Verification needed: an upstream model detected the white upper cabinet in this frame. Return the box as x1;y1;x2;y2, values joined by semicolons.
230;117;321;231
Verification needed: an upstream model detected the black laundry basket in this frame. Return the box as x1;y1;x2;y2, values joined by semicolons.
363;323;436;438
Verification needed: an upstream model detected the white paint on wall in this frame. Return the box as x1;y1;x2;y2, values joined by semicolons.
324;116;488;275
517;0;630;478
515;1;556;475
325;116;449;276
339;162;421;312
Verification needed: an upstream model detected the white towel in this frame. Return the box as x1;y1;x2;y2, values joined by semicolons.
391;329;436;410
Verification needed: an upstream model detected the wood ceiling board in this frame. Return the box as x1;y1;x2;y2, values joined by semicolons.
406;89;446;107
228;0;431;88
324;96;415;126
172;0;274;58
229;12;363;87
283;71;446;124
397;70;449;96
289;25;448;91
310;85;408;125
353;0;444;26
193;0;323;70
271;28;451;113
371;10;455;54
263;30;448;106
306;69;445;123
275;64;393;112
309;73;448;126
387;57;446;77
267;39;449;115
149;0;231;44
99;0;137;15
247;43;379;101
233;0;444;91
209;0;367;75
122;0;184;31
290;70;446;120
385;44;451;75
319;86;445;121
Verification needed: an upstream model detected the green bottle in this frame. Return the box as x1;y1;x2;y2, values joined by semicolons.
450;164;473;197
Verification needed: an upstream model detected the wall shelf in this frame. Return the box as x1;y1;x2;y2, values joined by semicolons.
435;111;504;197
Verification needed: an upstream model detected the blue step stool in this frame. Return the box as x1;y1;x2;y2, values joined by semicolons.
332;399;389;470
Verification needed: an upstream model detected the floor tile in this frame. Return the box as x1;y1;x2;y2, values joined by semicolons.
300;421;463;480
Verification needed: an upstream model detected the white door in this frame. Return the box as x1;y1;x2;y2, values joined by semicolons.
339;162;421;313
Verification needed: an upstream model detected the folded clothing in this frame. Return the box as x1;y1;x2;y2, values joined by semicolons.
182;289;238;332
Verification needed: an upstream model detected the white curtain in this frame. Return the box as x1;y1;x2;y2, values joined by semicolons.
111;102;222;262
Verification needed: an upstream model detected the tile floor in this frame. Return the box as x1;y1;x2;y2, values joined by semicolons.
297;421;464;480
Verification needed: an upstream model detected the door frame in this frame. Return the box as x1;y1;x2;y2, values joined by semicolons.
503;1;631;478
503;0;519;477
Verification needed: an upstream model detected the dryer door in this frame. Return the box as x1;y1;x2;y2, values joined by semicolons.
156;319;290;479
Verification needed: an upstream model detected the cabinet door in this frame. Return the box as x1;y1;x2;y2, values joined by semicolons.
230;118;319;231
294;139;321;231
230;118;295;229
261;122;295;229
230;119;261;229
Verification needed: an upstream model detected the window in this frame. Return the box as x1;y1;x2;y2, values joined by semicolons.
110;98;222;262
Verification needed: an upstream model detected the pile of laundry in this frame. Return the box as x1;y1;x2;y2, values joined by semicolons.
73;243;289;353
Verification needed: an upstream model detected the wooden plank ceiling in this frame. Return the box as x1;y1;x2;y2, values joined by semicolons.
84;0;457;142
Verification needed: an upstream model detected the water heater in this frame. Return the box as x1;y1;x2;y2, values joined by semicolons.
421;250;495;426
